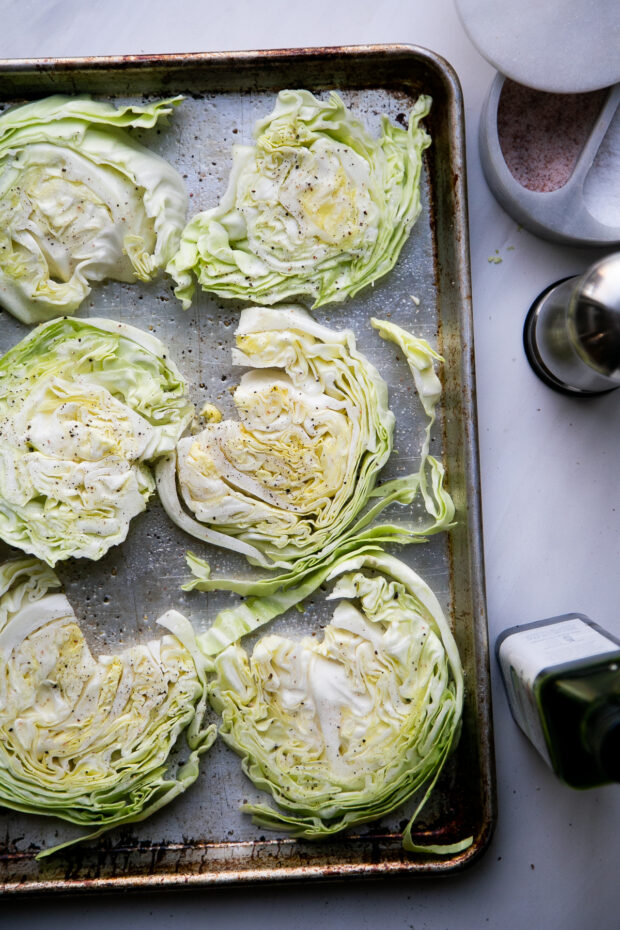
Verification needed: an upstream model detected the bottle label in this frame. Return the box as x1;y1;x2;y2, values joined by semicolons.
498;617;619;766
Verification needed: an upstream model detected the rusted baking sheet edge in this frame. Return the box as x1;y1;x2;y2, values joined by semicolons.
0;836;492;895
0;43;457;71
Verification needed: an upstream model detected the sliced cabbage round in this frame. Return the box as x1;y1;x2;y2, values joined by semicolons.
206;549;465;849
0;558;216;858
178;313;454;596
168;90;431;309
157;305;395;568
0;317;193;565
0;95;188;324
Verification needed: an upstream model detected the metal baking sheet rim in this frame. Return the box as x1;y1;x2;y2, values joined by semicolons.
0;44;496;893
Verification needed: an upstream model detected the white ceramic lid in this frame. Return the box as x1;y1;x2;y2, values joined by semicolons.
456;0;620;93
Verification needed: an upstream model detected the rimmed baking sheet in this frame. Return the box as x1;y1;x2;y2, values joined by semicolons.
0;44;495;893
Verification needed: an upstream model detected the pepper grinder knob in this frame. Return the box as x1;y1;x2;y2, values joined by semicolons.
524;252;620;395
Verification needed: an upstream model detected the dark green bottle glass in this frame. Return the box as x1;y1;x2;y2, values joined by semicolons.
496;613;620;788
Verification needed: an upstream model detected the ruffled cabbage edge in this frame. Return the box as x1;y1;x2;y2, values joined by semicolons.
0;557;216;858
203;549;471;855
0;316;193;565
0;94;187;324
176;314;455;603
167;90;431;309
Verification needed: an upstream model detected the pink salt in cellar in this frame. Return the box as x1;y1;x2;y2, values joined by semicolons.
479;76;620;245
456;0;620;245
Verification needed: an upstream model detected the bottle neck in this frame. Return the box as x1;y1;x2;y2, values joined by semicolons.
583;701;620;782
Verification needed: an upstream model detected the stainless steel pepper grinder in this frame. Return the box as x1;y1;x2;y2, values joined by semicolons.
523;252;620;395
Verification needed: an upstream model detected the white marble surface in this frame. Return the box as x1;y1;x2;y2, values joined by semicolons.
1;1;620;927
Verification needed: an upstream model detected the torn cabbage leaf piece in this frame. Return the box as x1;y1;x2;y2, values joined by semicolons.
0;558;216;858
206;550;464;849
178;312;455;596
0;317;193;565
157;305;395;568
168;90;431;309
0;94;188;324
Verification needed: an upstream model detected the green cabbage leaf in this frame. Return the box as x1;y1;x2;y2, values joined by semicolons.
206;549;466;849
0;95;187;324
174;312;454;599
168;90;431;309
157;305;397;568
0;557;216;858
0;317;193;565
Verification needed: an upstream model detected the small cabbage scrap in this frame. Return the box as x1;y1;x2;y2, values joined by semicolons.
168;90;431;309
207;550;467;851
157;305;395;568
0;558;216;858
0;95;188;324
0;317;193;565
